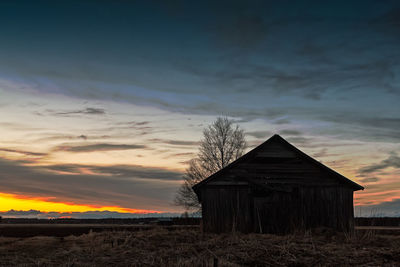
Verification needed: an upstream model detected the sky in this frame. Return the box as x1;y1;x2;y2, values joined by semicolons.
0;0;399;218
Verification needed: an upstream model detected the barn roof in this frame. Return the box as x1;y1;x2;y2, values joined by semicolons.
193;134;364;195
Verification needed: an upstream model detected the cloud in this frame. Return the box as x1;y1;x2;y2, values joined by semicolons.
321;116;400;133
149;139;199;146
305;112;400;143
273;118;291;125
93;121;154;137
359;177;379;183
279;130;302;136
214;14;268;49
0;158;183;211
170;152;196;157
115;121;150;126
46;164;184;181
91;165;183;180
34;134;110;142
246;130;271;139
0;148;46;157
78;135;88;140
55;143;147;152
285;136;310;145
359;152;400;175
45;164;82;174
372;7;400;35
311;148;329;159
2;6;398;148
112;121;153;132
46;107;106;116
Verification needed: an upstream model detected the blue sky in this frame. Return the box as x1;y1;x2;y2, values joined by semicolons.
0;0;399;217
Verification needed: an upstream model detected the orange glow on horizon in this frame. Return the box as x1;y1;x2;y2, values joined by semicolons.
0;193;160;214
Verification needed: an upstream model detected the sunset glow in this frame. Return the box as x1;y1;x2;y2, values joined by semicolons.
0;193;158;214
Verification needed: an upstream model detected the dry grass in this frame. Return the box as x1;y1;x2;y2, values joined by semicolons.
0;227;399;266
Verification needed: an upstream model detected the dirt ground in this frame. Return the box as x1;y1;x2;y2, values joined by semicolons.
0;227;399;266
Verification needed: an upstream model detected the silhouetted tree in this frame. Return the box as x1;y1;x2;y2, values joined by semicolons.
174;117;247;210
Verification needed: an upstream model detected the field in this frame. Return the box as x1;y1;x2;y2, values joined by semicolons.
0;224;198;238
0;226;399;266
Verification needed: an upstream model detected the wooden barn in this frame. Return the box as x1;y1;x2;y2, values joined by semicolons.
193;134;364;233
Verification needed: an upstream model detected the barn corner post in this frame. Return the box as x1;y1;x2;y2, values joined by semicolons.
193;134;364;234
344;189;356;235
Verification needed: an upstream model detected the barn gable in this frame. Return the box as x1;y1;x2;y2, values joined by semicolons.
193;134;363;202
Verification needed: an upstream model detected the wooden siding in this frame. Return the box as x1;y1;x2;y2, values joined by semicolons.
201;186;253;233
201;185;354;233
253;186;354;233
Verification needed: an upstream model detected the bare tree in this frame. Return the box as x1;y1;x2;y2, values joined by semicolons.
174;117;247;211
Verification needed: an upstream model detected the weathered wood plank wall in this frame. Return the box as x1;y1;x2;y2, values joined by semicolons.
201;185;354;233
202;186;253;233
